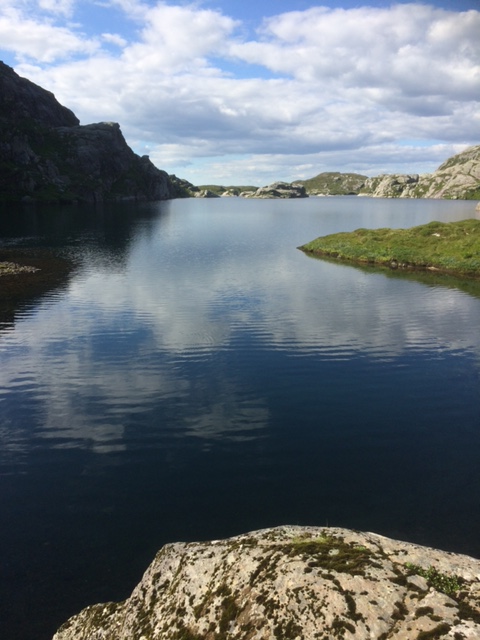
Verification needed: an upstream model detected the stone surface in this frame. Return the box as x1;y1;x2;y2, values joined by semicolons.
245;182;308;198
360;146;480;200
53;525;480;640
0;62;174;203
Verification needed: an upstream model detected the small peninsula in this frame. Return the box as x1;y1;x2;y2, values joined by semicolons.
299;219;480;279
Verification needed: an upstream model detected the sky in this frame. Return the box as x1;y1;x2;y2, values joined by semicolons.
0;1;479;186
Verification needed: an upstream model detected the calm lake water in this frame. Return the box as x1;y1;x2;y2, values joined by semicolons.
1;196;480;639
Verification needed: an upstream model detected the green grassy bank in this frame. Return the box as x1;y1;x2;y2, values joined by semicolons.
299;218;480;278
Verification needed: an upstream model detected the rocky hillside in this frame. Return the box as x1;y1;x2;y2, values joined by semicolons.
53;525;480;640
243;182;308;198
359;146;480;200
297;172;368;196
0;62;174;203
208;146;479;200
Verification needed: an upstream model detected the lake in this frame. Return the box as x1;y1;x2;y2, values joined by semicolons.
1;196;480;640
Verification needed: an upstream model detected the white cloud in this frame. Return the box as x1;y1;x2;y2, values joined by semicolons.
102;32;128;47
38;0;75;17
0;4;98;62
2;2;479;183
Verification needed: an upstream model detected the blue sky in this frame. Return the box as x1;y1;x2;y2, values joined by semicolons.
1;1;479;185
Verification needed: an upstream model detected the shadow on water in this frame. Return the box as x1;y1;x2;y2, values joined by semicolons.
0;248;75;328
300;250;480;300
0;199;172;328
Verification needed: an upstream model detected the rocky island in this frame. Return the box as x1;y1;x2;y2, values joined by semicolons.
53;526;480;640
299;219;480;280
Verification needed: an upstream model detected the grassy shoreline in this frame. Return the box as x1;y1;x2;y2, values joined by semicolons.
299;219;480;279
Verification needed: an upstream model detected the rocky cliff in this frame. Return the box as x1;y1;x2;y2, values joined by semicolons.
0;62;174;203
359;146;480;200
53;526;480;640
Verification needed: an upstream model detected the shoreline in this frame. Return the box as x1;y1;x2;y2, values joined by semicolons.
299;219;480;281
0;247;74;323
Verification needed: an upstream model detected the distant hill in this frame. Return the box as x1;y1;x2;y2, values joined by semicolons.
1;61;477;203
196;146;480;200
296;172;368;196
0;62;176;203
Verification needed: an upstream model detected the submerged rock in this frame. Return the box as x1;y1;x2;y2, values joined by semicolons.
53;525;480;640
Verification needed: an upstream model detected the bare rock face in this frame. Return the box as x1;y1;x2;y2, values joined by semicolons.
360;146;480;200
246;182;308;198
53;526;480;640
0;62;174;203
361;174;421;198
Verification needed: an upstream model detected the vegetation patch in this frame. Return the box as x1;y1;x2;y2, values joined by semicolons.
299;219;480;279
416;622;451;639
282;534;374;576
405;564;463;597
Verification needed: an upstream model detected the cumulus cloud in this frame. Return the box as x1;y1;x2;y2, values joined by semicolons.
1;1;479;183
0;5;99;62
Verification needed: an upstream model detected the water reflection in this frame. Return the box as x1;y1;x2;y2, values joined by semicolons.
1;198;480;464
2;198;480;640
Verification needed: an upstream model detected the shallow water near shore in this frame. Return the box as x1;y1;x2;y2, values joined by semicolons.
1;196;480;640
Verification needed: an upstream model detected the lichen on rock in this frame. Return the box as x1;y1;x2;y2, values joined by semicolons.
52;526;480;640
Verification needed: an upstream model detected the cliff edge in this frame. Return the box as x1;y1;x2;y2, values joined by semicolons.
0;62;174;203
53;525;480;640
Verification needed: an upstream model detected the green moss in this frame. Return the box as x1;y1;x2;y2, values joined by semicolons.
416;606;435;618
416;622;451;639
283;534;374;576
299;219;480;279
345;591;364;622
171;627;205;640
405;564;463;596
274;619;303;639
331;615;356;637
249;552;281;585
456;598;480;624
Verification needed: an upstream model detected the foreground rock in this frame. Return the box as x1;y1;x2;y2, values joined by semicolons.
0;62;174;203
53;525;480;640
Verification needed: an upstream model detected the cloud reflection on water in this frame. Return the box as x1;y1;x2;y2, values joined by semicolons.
1;199;480;459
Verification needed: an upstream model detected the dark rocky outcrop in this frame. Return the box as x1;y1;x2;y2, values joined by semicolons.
0;62;174;203
53;526;480;640
168;176;221;198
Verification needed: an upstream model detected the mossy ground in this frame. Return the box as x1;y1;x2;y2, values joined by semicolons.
299;219;480;278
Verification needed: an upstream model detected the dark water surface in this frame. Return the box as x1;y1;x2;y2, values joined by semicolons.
1;197;480;639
